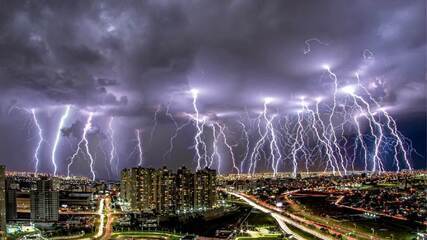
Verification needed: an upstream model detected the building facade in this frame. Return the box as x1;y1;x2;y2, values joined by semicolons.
194;168;217;210
0;166;6;238
121;166;217;215
175;167;194;212
30;178;59;222
154;167;175;214
5;189;16;221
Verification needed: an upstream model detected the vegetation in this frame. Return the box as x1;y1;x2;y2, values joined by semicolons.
111;231;182;240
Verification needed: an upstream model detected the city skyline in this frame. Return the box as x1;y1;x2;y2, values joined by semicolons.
2;165;425;239
0;1;425;181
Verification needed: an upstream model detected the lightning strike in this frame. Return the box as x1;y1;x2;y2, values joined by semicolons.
30;108;44;174
238;120;250;173
324;67;347;176
136;129;144;167
149;105;161;146
67;112;96;180
303;38;328;54
190;88;205;170
107;117;118;175
163;119;192;162
214;122;240;175
51;105;71;176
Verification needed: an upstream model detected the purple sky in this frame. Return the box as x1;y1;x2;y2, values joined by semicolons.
0;1;425;179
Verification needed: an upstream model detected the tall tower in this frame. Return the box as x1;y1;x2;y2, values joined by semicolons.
0;166;6;238
154;167;175;214
194;168;217;209
176;166;194;212
30;177;59;222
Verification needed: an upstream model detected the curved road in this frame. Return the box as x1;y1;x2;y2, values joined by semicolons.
227;191;334;240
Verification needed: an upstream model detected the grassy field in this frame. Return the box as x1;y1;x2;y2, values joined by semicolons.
235;235;282;240
292;195;419;240
111;231;182;240
287;225;322;240
246;209;279;227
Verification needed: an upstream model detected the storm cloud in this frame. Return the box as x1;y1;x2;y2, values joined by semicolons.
0;0;425;178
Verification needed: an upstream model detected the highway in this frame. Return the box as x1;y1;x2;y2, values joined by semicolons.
68;196;116;240
227;191;334;240
101;197;114;240
93;198;105;239
78;197;107;240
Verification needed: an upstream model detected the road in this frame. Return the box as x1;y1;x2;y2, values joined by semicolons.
227;191;334;240
93;196;115;240
283;192;382;239
101;197;114;240
77;196;109;240
93;197;106;239
75;197;105;240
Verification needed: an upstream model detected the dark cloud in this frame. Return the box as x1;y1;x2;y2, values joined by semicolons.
61;120;83;139
97;78;118;86
0;0;425;178
57;44;105;66
0;0;424;113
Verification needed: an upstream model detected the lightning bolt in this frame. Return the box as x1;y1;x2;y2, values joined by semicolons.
303;98;337;175
248;98;272;175
165;100;178;128
84;113;96;180
264;111;281;176
208;123;222;173
8;106;48;174
107;117;118;175
381;111;412;171
30;109;44;174
163;119;192;162
213;122;240;175
250;97;282;176
304;38;328;54
136;129;144;167
290;110;304;177
341;84;385;173
149;105;161;146
355;73;412;171
238;120;250;173
51;105;71;176
190;88;205;170
353;114;368;172
324;66;347;176
67;112;96;180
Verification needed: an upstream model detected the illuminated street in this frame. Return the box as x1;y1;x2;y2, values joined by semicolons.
227;191;331;240
101;197;114;240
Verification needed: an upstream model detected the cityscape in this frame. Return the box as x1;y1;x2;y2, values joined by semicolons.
0;168;426;239
0;1;426;240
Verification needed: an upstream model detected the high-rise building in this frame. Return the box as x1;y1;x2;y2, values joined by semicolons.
154;167;175;214
120;167;137;210
30;178;59;222
0;166;6;238
194;168;217;210
5;177;17;221
121;167;157;212
176;166;194;212
120;166;217;215
5;189;16;221
139;168;156;212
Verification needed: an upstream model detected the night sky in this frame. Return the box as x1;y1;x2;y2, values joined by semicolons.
0;0;425;180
